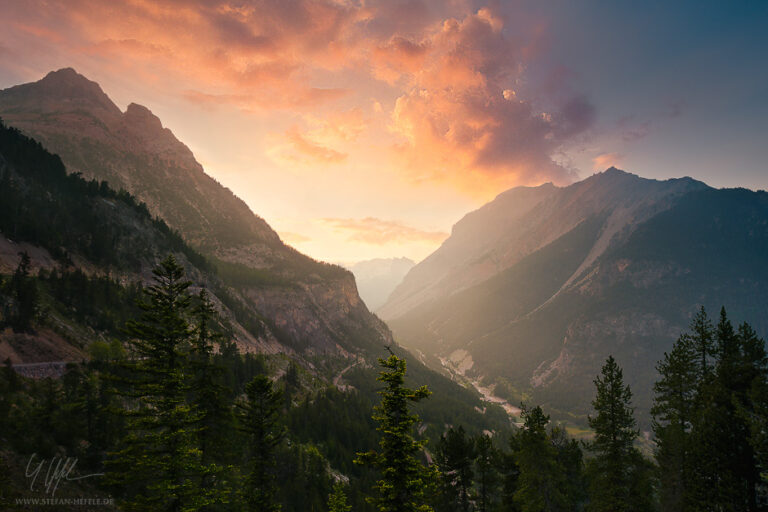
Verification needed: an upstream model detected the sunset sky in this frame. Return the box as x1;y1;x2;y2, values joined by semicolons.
1;0;766;264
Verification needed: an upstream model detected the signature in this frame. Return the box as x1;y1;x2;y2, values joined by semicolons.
25;454;104;497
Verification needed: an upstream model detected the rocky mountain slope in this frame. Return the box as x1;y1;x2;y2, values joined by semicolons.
0;68;381;360
347;257;415;311
382;169;768;424
0;70;509;438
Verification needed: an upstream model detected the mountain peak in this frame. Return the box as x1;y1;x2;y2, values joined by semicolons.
1;67;120;116
124;102;163;130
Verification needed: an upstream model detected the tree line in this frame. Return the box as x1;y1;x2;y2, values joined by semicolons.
1;254;766;510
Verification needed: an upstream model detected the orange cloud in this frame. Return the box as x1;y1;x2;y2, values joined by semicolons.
383;7;594;194
0;0;596;198
321;217;448;245
593;152;624;170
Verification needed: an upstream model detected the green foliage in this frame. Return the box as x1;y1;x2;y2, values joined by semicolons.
651;325;699;510
511;406;569;512
237;375;285;512
474;433;501;512
586;356;655;512
106;255;219;511
355;354;435;512
435;426;476;512
328;482;353;512
42;267;144;336
0;120;209;272
1;251;39;332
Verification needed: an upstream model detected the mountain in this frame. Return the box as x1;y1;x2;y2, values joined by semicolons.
381;168;768;425
0;120;513;510
0;69;509;440
0;68;382;359
346;257;415;311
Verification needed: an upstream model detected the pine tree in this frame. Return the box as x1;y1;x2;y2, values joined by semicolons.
689;309;766;510
9;251;38;332
474;433;500;512
328;481;353;512
189;289;235;508
651;333;698;511
550;425;586;508
435;425;475;512
512;405;568;512
106;255;215;511
586;356;654;512
237;375;285;512
354;354;434;512
689;306;715;378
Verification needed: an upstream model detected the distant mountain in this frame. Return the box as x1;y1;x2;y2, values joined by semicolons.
347;257;415;311
381;169;768;425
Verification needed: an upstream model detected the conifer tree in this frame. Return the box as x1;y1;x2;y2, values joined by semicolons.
651;332;698;511
689;306;715;378
435;425;475;512
106;255;215;511
189;289;235;507
237;375;285;512
689;309;766;510
512;405;568;512
474;433;500;512
550;425;586;508
9;251;38;332
355;354;434;512
586;356;654;512
328;482;353;512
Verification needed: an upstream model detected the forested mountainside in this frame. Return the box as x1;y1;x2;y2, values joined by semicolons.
0;118;514;509
383;168;768;424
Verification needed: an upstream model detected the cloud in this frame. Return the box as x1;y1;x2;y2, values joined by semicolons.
617;116;651;142
1;0;597;195
384;6;595;193
321;217;448;245
269;125;348;166
592;152;624;171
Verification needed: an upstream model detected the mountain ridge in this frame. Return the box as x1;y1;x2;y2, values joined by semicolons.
380;168;708;320
383;169;767;425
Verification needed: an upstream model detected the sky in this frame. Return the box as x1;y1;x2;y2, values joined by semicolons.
0;0;766;264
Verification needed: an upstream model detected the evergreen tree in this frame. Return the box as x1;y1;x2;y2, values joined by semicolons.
355;354;434;512
474;433;500;512
586;356;655;512
189;289;235;508
689;306;715;378
501;432;522;512
328;482;353;512
237;375;285;512
106;255;215;511
435;425;475;512
512;405;568;512
689;309;766;510
651;333;698;511
550;425;586;508
9;251;38;332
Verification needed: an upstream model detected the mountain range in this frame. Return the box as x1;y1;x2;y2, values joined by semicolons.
347;257;415;311
381;168;768;424
0;69;505;436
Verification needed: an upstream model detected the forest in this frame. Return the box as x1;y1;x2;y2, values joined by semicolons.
1;252;766;511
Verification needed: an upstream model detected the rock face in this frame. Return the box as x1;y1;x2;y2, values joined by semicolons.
0;68;389;360
347;257;415;311
382;169;768;423
0;68;278;252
